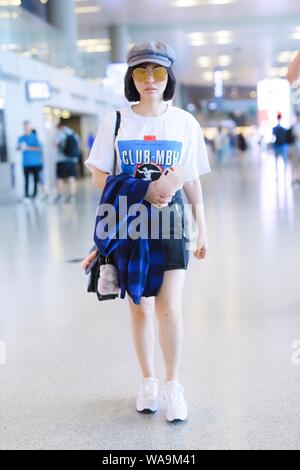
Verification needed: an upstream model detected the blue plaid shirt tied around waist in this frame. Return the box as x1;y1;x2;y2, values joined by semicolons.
94;173;164;305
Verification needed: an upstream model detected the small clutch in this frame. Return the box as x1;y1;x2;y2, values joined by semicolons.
85;247;119;301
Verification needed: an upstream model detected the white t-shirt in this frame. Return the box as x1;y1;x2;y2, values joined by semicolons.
85;103;211;182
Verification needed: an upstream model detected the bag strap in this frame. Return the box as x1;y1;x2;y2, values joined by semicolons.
113;111;121;176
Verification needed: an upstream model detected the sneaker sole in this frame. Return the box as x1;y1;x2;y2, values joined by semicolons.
166;412;188;422
136;400;158;414
166;406;188;422
137;408;158;414
164;395;188;422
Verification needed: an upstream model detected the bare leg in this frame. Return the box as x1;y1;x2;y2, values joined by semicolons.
56;178;64;196
128;295;156;379
292;162;300;183
155;270;186;382
68;177;77;197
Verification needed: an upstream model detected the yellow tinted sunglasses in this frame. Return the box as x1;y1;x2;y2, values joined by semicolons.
132;66;168;83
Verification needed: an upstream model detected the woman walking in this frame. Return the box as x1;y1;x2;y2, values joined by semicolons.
84;41;211;422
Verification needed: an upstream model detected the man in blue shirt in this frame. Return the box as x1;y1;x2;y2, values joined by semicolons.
17;121;43;202
273;113;289;166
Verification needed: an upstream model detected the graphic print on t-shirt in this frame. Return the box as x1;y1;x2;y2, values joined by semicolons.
117;138;183;182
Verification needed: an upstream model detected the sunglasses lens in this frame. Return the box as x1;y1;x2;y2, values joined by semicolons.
132;68;147;82
153;67;168;81
132;67;168;83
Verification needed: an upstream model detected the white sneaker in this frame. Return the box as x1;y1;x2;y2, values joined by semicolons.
136;377;159;413
164;380;188;422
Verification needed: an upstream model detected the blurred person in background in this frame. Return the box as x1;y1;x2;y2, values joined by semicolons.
272;112;289;171
17;121;43;204
54;122;80;203
215;127;224;163
228;130;237;155
31;129;49;200
215;127;231;163
237;132;248;159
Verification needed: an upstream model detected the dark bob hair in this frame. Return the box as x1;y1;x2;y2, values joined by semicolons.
124;62;176;102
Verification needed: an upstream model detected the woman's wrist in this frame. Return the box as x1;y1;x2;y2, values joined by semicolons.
193;202;206;230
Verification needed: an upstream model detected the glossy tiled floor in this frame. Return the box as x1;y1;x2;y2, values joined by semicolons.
1;152;300;450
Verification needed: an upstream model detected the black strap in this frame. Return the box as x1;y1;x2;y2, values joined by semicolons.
113;111;121;176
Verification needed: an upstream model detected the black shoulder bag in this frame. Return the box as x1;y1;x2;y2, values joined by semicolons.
85;110;121;301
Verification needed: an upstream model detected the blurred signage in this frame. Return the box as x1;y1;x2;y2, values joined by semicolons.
26;81;51;101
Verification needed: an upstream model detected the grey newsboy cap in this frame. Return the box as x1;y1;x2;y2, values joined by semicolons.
126;41;176;68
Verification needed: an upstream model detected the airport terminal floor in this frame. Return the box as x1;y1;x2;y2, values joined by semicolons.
1;151;300;450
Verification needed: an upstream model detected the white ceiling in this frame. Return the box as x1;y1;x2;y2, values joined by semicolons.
76;0;300;86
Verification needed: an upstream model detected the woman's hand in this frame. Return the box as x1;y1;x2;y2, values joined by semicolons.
193;223;208;260
144;181;173;206
80;249;98;270
183;179;208;260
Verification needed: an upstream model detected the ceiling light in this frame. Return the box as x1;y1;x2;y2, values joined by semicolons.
222;70;231;80
75;6;101;14
61;110;71;119
53;109;62;117
203;71;214;81
0;0;21;5
83;46;110;53
218;55;231;66
269;67;288;78
171;0;201;6
197;56;212;67
0;10;19;18
215;31;233;45
170;0;236;6
77;38;110;47
77;38;110;53
277;51;298;63
188;32;206;46
197;55;231;68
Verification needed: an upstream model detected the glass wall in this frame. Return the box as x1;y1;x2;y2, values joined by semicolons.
0;4;87;77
